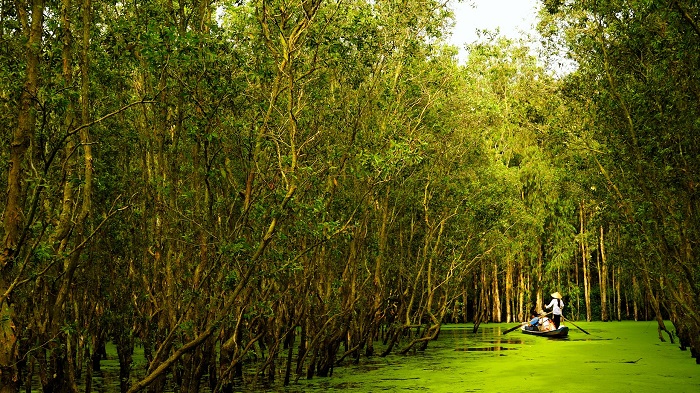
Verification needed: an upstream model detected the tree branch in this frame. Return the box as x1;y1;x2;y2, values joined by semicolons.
672;0;700;39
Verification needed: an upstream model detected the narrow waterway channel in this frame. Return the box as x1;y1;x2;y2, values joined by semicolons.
84;321;698;392
289;321;699;393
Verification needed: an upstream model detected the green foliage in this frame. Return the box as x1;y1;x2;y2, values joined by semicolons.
5;0;697;391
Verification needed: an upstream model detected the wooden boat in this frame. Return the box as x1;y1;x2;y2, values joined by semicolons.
521;325;569;338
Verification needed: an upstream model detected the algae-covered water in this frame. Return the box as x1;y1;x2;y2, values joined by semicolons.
91;321;698;392
288;321;699;393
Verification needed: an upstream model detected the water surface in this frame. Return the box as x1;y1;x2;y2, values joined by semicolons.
288;321;699;392
88;321;698;392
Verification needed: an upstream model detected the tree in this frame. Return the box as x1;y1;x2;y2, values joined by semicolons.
542;0;700;359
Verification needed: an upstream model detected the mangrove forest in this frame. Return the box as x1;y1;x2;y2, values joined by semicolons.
1;0;699;392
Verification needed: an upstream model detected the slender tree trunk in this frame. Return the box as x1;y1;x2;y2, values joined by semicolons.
580;201;592;321
536;243;543;312
283;325;296;386
599;226;609;321
642;269;674;343
505;256;513;322
574;242;580;318
84;343;93;393
42;0;96;389
461;287;468;323
373;188;390;319
614;267;621;321
472;266;487;333
1;2;43;389
0;300;19;393
517;256;525;322
115;331;134;393
632;275;640;321
492;262;501;322
564;257;572;319
583;251;591;322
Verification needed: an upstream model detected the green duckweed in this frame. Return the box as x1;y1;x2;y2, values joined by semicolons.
290;321;699;393
87;321;698;392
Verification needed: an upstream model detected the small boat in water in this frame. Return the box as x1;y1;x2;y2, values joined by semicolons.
521;325;569;338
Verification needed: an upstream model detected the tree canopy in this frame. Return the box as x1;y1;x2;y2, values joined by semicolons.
1;1;699;392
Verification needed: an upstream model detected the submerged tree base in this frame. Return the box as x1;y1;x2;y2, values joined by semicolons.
64;321;700;392
291;321;699;392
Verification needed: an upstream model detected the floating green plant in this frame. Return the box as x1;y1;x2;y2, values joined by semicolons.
290;321;700;392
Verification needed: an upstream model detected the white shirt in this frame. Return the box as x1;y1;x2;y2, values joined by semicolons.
546;298;564;315
541;318;552;330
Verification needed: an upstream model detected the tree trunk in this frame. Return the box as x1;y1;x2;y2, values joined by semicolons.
643;270;674;343
580;201;592;321
599;226;609;321
373;188;390;325
492;262;501;322
505;256;513;322
517;257;525;322
614;267;622;321
574;241;580;318
0;300;19;393
283;327;295;386
632;275;640;321
115;331;134;393
536;241;544;312
461;287;468;323
1;2;44;390
472;265;487;332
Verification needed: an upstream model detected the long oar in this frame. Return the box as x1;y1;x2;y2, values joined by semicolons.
563;316;590;335
502;322;526;335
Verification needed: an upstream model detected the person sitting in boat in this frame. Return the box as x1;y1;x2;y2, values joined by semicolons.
540;316;555;331
525;312;539;331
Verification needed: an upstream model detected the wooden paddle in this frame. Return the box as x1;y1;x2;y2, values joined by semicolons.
563;316;590;335
502;322;526;335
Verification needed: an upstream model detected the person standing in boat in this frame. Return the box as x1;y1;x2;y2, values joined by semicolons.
545;292;564;329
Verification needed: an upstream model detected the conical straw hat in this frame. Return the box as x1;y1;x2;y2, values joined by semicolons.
551;292;562;299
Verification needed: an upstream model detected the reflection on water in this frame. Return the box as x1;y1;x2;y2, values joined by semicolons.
440;326;526;353
30;323;617;392
454;346;517;351
484;339;525;344
567;337;613;341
